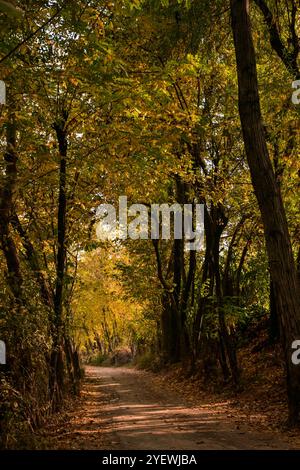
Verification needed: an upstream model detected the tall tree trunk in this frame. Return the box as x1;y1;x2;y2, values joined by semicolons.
230;0;300;424
0;116;23;306
50;111;68;408
192;205;213;359
212;206;240;385
53;111;68;337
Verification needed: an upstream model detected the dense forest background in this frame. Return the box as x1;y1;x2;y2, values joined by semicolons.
0;0;299;448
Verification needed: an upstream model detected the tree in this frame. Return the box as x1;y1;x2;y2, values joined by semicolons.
230;0;300;424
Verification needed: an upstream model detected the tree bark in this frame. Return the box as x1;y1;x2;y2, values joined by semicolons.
0;117;24;306
50;110;69;409
53;111;68;338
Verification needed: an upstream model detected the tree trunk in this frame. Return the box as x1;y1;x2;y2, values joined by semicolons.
50;111;69;408
213;207;240;385
230;0;300;424
0;118;24;306
269;278;279;343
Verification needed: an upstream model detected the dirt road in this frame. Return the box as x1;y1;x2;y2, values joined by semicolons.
45;366;295;450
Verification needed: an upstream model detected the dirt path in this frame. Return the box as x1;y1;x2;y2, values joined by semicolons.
44;366;296;450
